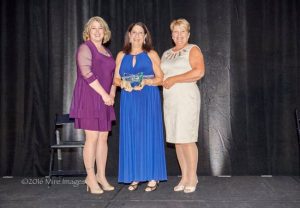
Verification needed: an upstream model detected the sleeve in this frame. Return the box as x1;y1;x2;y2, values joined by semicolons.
77;44;97;84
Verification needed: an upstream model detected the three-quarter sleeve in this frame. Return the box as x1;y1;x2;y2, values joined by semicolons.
77;44;97;84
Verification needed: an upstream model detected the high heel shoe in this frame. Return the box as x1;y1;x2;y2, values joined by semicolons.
98;181;115;191
145;181;159;192
183;180;198;193
96;175;115;191
174;184;185;192
128;182;139;191
85;181;104;194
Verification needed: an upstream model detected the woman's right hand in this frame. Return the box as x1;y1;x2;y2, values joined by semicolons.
162;77;176;89
120;80;133;92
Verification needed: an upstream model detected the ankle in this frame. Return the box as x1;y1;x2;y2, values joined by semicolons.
85;178;100;187
178;178;188;185
96;175;109;184
148;180;156;184
147;180;158;187
187;178;198;186
86;166;95;171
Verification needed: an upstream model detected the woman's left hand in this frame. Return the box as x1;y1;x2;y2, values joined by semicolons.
133;80;145;91
109;94;115;105
162;77;175;89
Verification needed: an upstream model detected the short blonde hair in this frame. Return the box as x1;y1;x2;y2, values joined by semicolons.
82;16;111;43
170;18;190;33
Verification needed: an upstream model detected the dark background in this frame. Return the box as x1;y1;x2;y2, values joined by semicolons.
1;0;299;176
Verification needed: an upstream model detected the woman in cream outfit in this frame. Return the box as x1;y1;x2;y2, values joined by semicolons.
161;18;205;193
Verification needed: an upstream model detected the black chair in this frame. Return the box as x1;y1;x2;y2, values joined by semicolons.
48;114;86;186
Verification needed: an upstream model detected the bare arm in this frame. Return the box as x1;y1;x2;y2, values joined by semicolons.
113;51;124;87
109;82;117;105
163;46;205;89
143;50;164;86
113;52;132;91
109;85;116;98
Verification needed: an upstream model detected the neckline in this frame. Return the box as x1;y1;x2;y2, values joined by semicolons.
96;46;111;57
129;51;144;56
88;40;111;57
171;44;189;53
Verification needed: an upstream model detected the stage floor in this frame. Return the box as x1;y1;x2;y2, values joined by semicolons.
1;176;300;208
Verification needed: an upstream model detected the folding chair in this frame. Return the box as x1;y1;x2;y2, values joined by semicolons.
48;114;86;186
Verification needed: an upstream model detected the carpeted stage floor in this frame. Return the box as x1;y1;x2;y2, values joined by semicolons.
1;176;300;208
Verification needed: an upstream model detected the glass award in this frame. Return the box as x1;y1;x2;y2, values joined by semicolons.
122;73;154;87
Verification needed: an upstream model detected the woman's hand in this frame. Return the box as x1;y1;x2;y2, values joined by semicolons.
143;79;154;86
102;93;114;106
109;94;115;105
133;80;145;91
162;77;176;89
121;80;133;92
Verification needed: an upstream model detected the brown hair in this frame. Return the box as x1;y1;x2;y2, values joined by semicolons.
123;22;153;54
82;16;111;43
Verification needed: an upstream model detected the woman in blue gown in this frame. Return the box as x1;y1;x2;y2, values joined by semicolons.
114;22;167;192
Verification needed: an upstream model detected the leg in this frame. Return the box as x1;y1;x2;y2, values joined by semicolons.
95;131;114;191
182;142;198;193
83;130;103;194
174;143;188;190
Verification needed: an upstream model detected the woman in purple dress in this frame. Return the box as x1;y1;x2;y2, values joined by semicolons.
70;16;116;194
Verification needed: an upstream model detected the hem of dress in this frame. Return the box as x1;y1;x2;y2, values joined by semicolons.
70;115;116;120
73;127;112;132
166;139;198;144
118;178;168;184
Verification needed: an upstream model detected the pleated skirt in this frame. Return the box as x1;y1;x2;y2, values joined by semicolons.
118;86;167;183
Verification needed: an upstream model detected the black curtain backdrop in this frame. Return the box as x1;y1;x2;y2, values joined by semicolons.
1;0;299;176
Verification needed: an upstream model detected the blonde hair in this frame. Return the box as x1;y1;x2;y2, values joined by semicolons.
170;18;190;32
82;16;111;43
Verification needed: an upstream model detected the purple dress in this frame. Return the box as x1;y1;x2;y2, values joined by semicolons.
69;40;116;131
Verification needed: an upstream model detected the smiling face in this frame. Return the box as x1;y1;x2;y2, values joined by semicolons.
171;24;190;48
129;25;146;48
89;20;105;43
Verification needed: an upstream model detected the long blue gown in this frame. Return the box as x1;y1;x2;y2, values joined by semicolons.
118;52;167;183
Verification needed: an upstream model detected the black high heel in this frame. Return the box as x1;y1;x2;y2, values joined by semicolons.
145;181;159;192
128;182;139;191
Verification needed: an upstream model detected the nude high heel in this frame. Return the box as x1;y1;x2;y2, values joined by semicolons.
183;180;198;193
85;179;104;194
174;184;185;192
174;179;186;191
86;184;104;194
96;174;115;191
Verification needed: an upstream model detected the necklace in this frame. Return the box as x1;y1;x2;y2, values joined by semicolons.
165;44;189;60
